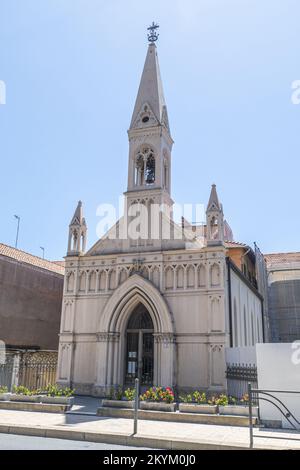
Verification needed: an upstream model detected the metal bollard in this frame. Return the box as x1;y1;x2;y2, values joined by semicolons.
248;382;253;449
133;378;139;435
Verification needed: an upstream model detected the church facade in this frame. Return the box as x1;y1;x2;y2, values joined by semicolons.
57;36;264;396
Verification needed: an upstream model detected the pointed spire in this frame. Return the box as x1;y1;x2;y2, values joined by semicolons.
130;43;169;131
67;201;87;255
207;184;221;212
70;200;83;226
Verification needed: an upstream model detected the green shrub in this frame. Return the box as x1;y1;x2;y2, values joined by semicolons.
0;385;8;394
12;385;37;396
124;387;136;401
228;395;237;405
108;386;123;400
44;384;75;397
214;394;229;406
179;393;193;403
192;391;207;404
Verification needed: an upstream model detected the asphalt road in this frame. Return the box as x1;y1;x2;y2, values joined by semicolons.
0;433;151;450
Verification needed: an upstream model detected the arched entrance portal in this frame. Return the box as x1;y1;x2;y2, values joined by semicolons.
125;303;154;386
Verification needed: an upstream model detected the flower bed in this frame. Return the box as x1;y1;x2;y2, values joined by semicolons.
218;394;258;416
179;403;218;414
10;385;40;402
140;386;175;408
7;384;75;406
39;384;75;406
179;391;258;416
102;386;176;412
179;391;220;414
139;386;176;412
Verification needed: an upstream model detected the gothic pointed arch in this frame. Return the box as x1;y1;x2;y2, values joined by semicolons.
98;274;175;334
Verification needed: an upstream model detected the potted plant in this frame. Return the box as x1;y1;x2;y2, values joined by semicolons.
179;391;218;414
102;387;135;409
218;393;258;416
140;386;176;412
0;385;10;401
40;384;75;406
10;385;41;402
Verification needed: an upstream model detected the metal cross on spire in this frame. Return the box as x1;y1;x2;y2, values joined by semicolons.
147;22;159;43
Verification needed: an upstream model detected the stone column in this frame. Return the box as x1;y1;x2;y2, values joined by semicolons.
153;333;176;387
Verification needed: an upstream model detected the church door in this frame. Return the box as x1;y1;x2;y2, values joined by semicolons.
125;304;154;386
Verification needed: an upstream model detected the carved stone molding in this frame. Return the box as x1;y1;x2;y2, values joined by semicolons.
210;344;223;352
153;332;175;344
96;332;120;343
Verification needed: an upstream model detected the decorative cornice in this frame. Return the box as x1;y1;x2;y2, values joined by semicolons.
153;332;175;344
96;332;120;342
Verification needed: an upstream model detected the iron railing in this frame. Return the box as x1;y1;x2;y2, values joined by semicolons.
0;351;57;391
248;383;300;448
226;364;258;400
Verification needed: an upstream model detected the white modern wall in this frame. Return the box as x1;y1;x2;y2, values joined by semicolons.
225;346;256;365
230;269;263;347
256;343;300;429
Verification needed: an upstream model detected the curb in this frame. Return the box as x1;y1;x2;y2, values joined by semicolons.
0;423;249;450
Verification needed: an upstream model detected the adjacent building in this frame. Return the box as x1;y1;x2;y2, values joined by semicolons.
265;252;300;342
0;243;64;350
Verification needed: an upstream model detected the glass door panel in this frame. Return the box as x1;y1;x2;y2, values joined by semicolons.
125;332;138;384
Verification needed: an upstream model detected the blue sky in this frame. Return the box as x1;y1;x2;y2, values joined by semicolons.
1;0;299;260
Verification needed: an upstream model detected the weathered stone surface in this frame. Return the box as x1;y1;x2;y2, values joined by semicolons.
219;405;258;417
179;403;218;414
40;396;74;406
140;401;176;412
10;394;41;403
0;401;69;413
102;399;134;409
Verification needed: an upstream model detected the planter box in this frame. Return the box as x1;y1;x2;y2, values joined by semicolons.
40;396;74;406
140;401;176;412
179;403;218;414
10;394;41;403
0;393;10;401
102;399;134;409
219;405;258;417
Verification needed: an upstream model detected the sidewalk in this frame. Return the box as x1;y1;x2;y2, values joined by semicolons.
0;409;300;449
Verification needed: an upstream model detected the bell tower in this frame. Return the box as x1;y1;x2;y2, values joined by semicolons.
123;24;175;251
125;23;173;210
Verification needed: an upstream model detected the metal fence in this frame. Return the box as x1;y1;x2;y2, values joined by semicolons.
248;383;300;448
226;364;258;400
0;351;57;391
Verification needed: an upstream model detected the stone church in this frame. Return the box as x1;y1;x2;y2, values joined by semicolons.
57;32;264;396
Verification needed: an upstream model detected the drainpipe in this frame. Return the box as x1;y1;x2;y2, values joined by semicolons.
226;258;233;347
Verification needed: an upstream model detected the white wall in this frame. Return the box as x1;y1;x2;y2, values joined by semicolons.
230;269;263;347
256;343;300;429
225;346;256;365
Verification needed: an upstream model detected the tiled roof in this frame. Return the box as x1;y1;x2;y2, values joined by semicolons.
225;241;248;248
0;243;65;275
52;260;66;268
264;252;300;266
